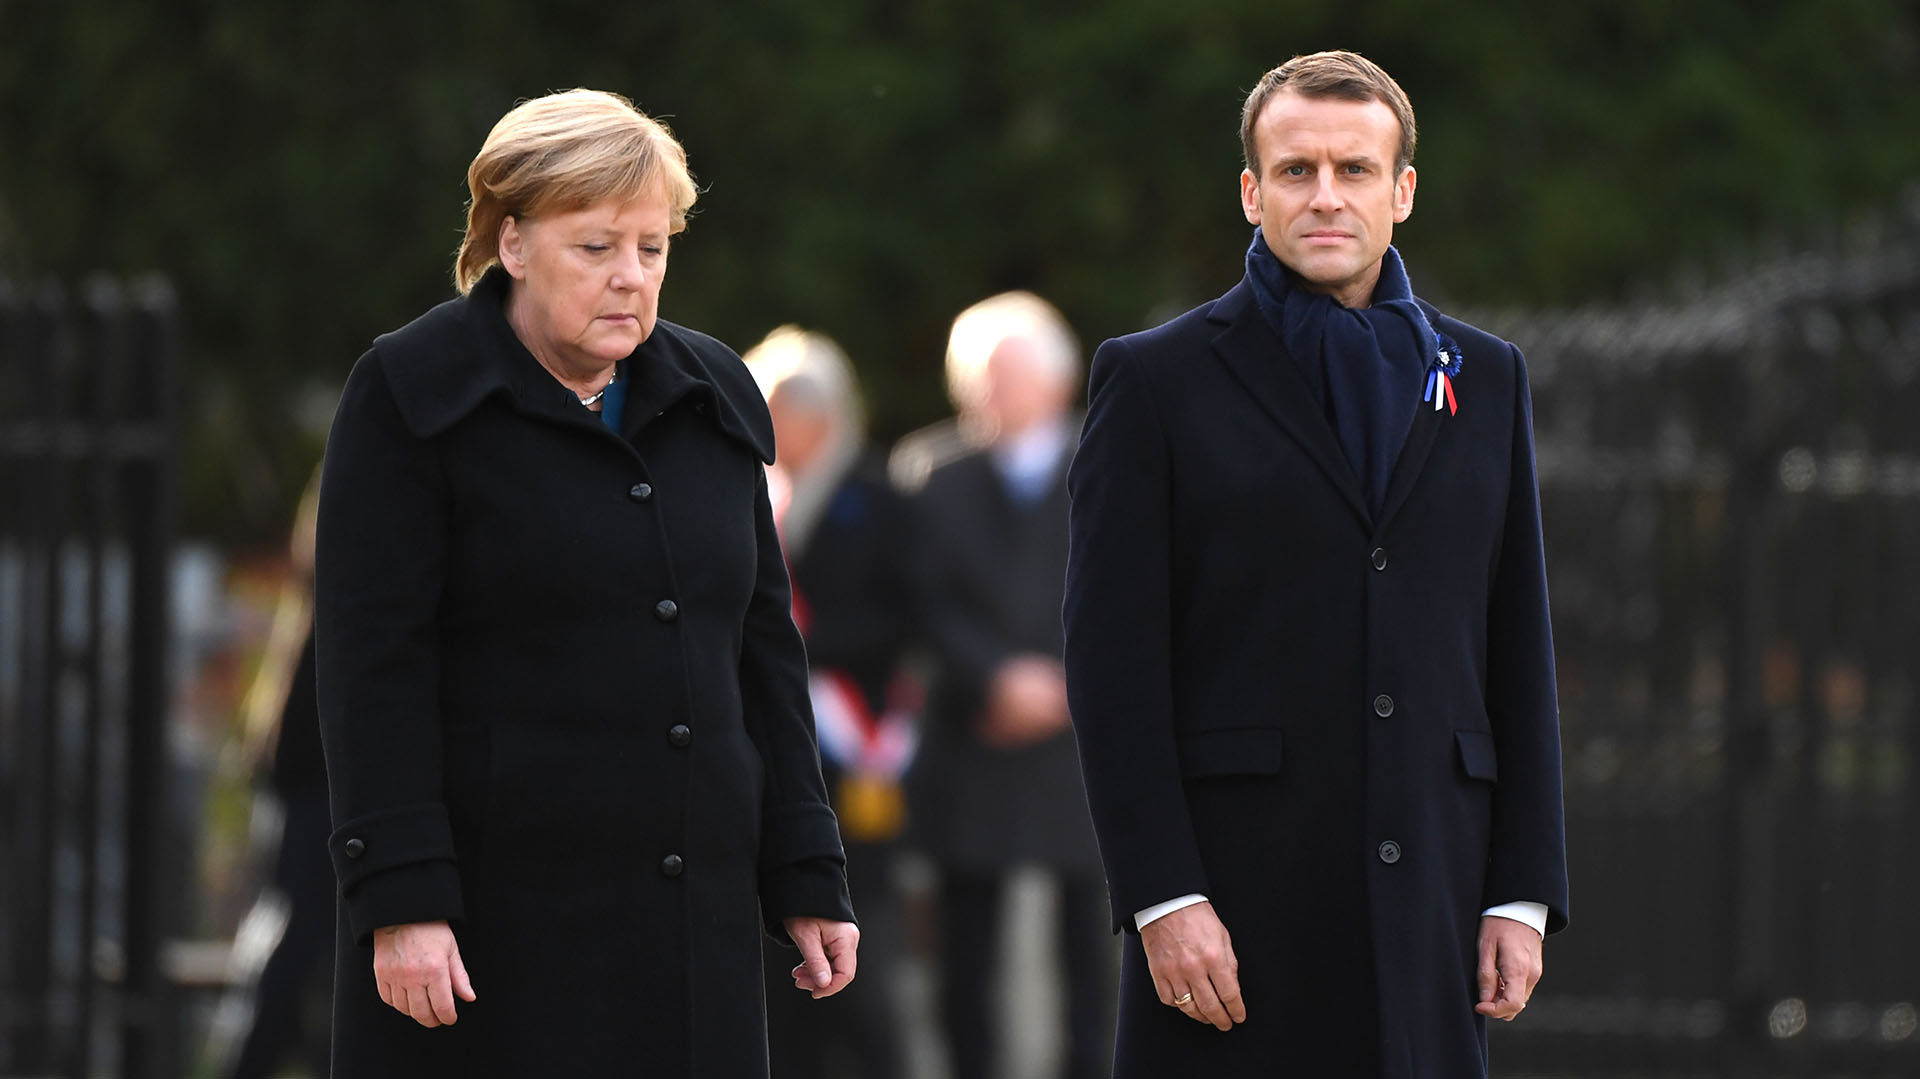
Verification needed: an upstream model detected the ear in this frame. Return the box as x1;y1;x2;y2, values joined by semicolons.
1392;166;1417;224
1240;168;1261;226
497;215;529;279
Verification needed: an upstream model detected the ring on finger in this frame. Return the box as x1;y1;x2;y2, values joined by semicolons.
1172;991;1194;1007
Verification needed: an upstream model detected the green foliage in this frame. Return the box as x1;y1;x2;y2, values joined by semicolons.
3;0;1916;544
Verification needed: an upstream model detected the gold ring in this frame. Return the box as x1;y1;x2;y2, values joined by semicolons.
1172;992;1194;1007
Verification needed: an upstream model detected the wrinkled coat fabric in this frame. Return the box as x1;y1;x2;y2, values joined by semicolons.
316;268;851;1077
1063;280;1569;1079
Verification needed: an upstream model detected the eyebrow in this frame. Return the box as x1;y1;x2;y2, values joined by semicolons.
1269;153;1380;175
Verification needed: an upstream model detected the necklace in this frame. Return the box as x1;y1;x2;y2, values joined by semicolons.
577;373;616;407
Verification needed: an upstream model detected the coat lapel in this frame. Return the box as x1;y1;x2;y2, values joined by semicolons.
1373;301;1457;534
1207;282;1369;527
1373;389;1444;535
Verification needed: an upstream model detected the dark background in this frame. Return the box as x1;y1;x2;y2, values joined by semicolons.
4;4;1920;1077
5;0;1917;545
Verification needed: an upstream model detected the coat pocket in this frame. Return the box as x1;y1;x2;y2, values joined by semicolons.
1454;729;1498;783
1177;727;1284;780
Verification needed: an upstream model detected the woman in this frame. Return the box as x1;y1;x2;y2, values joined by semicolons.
315;89;858;1077
744;328;916;1079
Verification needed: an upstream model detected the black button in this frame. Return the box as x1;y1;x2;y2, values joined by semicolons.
668;724;692;747
1378;840;1402;865
1370;547;1388;571
343;838;365;859
660;854;684;877
693;400;709;416
655;599;679;622
1373;694;1395;718
629;483;654;503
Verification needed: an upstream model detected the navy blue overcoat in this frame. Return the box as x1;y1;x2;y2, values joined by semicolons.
1063;279;1569;1079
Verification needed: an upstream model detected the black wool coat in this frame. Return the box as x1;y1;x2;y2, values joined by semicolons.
907;446;1104;876
1063;280;1570;1079
315;268;853;1078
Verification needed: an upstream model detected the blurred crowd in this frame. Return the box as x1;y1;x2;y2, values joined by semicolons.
211;290;1119;1079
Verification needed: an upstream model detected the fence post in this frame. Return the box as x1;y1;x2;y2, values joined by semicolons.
120;277;179;1079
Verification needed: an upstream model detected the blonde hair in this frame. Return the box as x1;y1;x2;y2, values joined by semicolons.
454;89;698;293
944;291;1080;415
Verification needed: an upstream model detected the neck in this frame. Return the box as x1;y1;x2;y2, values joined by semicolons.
504;283;616;398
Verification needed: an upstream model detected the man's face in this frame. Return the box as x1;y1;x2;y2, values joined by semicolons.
981;335;1071;440
1240;89;1416;309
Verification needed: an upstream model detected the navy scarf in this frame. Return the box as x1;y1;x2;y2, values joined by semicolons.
1244;228;1437;517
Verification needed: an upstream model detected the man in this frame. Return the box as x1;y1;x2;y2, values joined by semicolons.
1062;51;1568;1078
908;292;1115;1079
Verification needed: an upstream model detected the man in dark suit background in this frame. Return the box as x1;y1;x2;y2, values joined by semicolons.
1063;51;1569;1078
908;291;1115;1079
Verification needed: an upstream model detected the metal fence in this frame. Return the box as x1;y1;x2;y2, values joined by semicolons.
1479;198;1920;1077
0;278;180;1078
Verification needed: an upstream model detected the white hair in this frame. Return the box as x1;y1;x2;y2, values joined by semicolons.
944;291;1080;414
742;326;865;557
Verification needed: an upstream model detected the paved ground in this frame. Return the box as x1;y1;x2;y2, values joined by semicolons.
895;861;1096;1079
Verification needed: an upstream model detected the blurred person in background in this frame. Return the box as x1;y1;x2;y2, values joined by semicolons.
315;89;857;1077
1063;51;1568;1078
746;327;917;1079
209;468;332;1079
907;292;1115;1079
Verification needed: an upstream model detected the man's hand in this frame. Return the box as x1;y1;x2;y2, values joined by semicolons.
1140;901;1245;1031
784;916;860;999
372;920;475;1028
1475;916;1544;1021
981;654;1071;749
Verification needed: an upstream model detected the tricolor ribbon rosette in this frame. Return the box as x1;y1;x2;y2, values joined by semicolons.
1424;334;1464;416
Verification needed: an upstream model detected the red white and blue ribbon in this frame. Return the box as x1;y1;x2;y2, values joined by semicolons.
1424;336;1464;416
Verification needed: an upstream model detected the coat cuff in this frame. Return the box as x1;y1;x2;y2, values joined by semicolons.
341;860;466;946
328;802;463;944
760;856;855;941
761;802;847;867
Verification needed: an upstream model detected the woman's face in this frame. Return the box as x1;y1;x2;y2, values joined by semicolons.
498;189;672;372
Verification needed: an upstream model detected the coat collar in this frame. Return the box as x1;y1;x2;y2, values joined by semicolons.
1205;279;1448;534
374;267;774;463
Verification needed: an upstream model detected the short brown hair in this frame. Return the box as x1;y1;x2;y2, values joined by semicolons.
454;89;698;293
1240;51;1418;177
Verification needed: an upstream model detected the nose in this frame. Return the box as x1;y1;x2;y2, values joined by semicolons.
1308;170;1343;214
610;247;645;291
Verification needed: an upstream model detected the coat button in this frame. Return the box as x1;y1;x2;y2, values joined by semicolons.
343;838;365;859
655;599;679;622
1372;694;1394;718
1378;840;1402;865
1370;547;1388;571
661;854;685;877
629;483;654;503
668;724;692;747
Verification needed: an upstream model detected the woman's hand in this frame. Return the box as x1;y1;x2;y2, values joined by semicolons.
783;916;860;999
372;920;476;1027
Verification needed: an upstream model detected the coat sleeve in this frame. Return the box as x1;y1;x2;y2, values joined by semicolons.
741;465;855;933
1482;345;1571;934
1063;336;1210;933
313;352;464;945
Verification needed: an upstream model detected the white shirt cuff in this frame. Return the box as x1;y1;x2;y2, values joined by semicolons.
1481;901;1549;937
1134;893;1208;930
